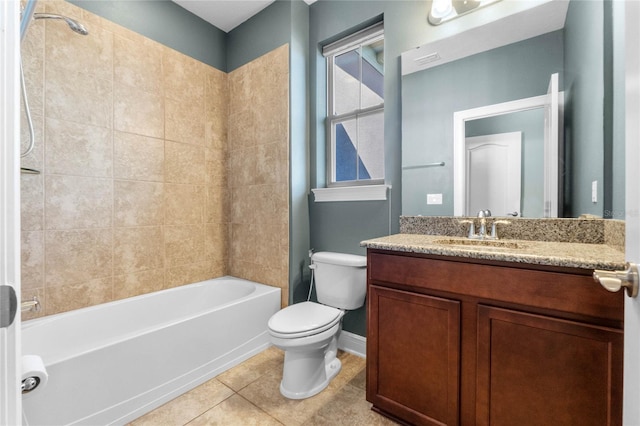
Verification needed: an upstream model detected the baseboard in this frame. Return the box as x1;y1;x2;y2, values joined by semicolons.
338;330;366;358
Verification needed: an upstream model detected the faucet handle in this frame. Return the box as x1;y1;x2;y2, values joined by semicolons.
490;220;511;239
459;219;476;238
477;209;492;218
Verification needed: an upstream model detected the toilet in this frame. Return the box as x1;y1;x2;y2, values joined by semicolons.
267;251;367;399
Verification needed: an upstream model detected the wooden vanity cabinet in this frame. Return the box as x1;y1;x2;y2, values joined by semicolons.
366;249;624;426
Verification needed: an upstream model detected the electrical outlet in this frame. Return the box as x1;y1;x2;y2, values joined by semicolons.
592;180;598;203
427;194;443;205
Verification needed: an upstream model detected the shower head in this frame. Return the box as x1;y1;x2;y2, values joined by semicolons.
33;13;88;35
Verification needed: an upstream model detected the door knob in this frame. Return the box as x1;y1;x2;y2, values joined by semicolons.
0;285;18;328
593;263;639;298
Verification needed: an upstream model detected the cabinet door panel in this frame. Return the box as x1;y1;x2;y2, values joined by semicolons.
476;305;623;426
367;285;460;426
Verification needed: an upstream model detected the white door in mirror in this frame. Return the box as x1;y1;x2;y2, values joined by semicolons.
465;132;521;217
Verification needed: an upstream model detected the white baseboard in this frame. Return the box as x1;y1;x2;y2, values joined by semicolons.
338;330;366;358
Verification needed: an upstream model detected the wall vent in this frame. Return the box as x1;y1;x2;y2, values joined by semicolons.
414;52;441;66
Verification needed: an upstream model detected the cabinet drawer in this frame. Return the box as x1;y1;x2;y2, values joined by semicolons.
368;250;624;325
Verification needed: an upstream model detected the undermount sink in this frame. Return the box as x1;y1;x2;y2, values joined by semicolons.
432;238;528;250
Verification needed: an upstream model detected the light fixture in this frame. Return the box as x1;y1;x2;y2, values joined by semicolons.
428;0;502;25
430;0;454;20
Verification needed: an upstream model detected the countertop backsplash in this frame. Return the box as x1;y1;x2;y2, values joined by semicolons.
400;216;625;250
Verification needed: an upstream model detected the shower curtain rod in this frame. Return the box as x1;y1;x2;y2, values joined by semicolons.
20;0;38;41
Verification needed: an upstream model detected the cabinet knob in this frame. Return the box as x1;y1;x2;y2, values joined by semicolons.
593;263;639;298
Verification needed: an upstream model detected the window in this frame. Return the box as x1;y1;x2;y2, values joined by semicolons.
324;23;384;187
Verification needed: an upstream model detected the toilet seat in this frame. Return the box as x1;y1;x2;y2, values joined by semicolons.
268;302;343;339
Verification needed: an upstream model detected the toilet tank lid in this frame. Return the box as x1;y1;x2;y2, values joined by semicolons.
311;251;366;267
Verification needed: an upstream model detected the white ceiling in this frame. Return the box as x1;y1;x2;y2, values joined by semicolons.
172;0;314;33
172;0;274;33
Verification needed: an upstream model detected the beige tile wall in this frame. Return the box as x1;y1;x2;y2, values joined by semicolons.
228;45;290;307
19;0;280;319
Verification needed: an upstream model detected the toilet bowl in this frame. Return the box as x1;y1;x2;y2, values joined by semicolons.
268;252;367;399
269;301;345;399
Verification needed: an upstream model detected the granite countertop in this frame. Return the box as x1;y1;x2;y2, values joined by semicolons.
362;216;627;270
361;233;626;271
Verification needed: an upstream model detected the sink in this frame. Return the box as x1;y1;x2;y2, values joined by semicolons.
432;238;528;250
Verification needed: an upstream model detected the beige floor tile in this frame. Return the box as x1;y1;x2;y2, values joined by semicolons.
306;383;396;426
186;394;282;426
238;352;365;426
217;346;284;391
329;352;366;390
130;378;234;426
130;349;383;426
347;366;367;391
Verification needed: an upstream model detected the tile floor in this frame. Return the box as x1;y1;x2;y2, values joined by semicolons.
129;347;396;425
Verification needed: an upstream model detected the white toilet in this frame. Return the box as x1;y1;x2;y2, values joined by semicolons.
267;251;367;399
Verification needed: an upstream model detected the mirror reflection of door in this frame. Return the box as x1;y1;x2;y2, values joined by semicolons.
465;132;521;217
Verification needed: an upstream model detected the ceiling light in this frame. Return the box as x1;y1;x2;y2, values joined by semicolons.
428;0;502;26
431;0;454;19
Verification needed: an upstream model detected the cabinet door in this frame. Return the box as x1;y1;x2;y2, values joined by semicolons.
367;285;461;426
476;305;623;426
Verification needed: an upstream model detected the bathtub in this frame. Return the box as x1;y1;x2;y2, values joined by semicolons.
21;276;281;426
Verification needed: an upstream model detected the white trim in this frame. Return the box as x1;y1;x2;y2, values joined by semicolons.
338;330;366;358
544;73;560;218
0;0;22;423
322;22;384;57
312;185;390;202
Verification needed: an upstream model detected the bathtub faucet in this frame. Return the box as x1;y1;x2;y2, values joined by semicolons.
21;296;41;313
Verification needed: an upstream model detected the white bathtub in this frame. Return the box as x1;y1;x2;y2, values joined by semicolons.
21;276;281;426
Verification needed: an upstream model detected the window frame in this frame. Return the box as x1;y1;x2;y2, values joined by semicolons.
324;23;384;188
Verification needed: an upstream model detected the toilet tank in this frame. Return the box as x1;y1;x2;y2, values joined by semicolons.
311;252;367;310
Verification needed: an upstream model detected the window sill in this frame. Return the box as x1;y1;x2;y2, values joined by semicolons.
311;185;391;202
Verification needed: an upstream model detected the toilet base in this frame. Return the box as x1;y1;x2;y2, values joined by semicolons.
280;356;342;400
277;329;343;400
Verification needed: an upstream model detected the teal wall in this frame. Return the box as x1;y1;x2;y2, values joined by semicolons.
401;31;563;217
563;0;623;220
288;2;312;308
226;0;294;71
563;0;605;217
70;0;226;70
611;0;626;219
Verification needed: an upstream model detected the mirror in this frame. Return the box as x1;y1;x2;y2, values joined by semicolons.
453;74;560;218
401;0;619;218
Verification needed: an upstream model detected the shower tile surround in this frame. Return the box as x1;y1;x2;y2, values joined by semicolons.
20;0;290;318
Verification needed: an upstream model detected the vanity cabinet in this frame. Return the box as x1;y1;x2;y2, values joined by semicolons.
366;249;624;426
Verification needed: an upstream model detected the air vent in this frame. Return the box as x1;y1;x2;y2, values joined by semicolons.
414;52;441;66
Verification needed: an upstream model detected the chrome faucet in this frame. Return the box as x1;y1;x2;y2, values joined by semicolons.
490;220;511;239
460;210;511;240
459;219;475;238
476;209;491;239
